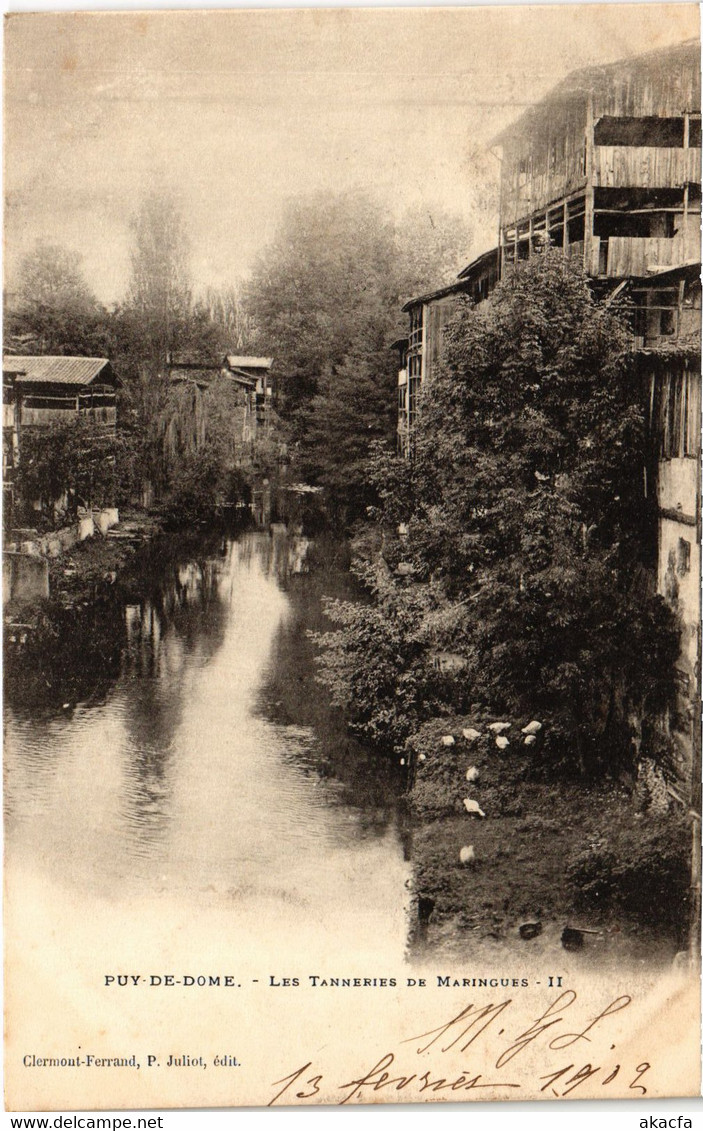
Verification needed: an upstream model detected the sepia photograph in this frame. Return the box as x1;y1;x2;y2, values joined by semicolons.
3;2;702;1111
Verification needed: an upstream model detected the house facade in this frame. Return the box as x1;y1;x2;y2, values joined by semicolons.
497;39;700;283
395;249;499;456
496;42;701;799
223;356;275;441
398;40;701;446
396;38;701;800
637;264;701;798
2;354;120;534
168;354;274;448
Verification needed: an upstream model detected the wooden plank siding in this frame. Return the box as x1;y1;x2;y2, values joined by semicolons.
588;47;700;119
604;230;701;277
594;145;701;189
424;295;462;384
506;157;588;218
20;405;117;427
497;41;701;240
500;116;588;227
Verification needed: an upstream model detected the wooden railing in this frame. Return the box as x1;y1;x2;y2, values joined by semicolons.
594;146;701;189
601;231;701;277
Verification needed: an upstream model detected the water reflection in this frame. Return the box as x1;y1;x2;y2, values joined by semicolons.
5;531;409;961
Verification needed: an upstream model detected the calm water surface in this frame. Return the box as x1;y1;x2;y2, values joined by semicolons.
5;531;410;963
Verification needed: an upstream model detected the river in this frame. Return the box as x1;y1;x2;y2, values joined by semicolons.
4;525;675;989
4;527;680;1113
4;529;411;968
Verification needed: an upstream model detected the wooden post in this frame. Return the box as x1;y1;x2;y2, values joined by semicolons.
498;146;505;281
682;112;690;260
692;382;702;960
14;393;22;468
584;92;595;274
420;302;428;387
514;142;520;267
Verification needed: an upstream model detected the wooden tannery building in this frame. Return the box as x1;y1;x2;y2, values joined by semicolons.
395;38;701;805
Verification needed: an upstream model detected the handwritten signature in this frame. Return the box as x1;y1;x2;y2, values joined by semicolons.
268;990;651;1105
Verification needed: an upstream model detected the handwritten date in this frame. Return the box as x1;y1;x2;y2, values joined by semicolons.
268;989;651;1106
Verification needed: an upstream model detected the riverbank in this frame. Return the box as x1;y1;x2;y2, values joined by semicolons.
4;507;164;620
405;716;691;964
4;507;170;709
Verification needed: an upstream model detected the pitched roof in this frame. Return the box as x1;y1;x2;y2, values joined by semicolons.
224;355;273;371
402;248;501;311
225;368;258;389
401;279;473;312
493;39;701;146
457;247;501;280
3;355;115;386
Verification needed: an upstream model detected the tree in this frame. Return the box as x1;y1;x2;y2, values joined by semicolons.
318;250;680;777
198;285;253;352
15;417;123;523
313;563;454;753
245;190;470;524
6;243;111;356
246;191;398;419
112;192;231;509
125;191;192;375
394;206;472;300
299;353;398;525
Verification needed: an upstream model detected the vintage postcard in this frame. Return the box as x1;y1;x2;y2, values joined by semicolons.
3;3;702;1111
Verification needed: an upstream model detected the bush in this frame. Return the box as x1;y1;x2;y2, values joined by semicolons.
358;250;680;780
312;563;459;755
160;451;250;527
568;817;691;939
15;418;122;526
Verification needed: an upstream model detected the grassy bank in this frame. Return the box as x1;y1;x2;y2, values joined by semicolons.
405;716;691;963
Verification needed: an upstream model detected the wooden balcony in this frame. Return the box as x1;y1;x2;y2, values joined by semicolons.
593;229;701;278
594;146;701;189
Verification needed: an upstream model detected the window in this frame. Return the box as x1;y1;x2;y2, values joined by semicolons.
517;155;531;188
409;305;423;348
593;211;677;240
677;538;691;576
631;288;679;346
660;308;676;336
594;116;685;147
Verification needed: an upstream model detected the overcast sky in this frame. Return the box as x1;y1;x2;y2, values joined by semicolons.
4;3;700;303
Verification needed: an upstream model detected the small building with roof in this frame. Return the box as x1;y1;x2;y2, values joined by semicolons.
394;248;500;456
168;354;275;446
3;355;119;483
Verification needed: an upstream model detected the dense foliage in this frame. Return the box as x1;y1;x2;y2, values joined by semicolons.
14;418;125;522
8;194;273;526
6;243;113;357
317;251;680;777
313;564;463;753
246;190;470;526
